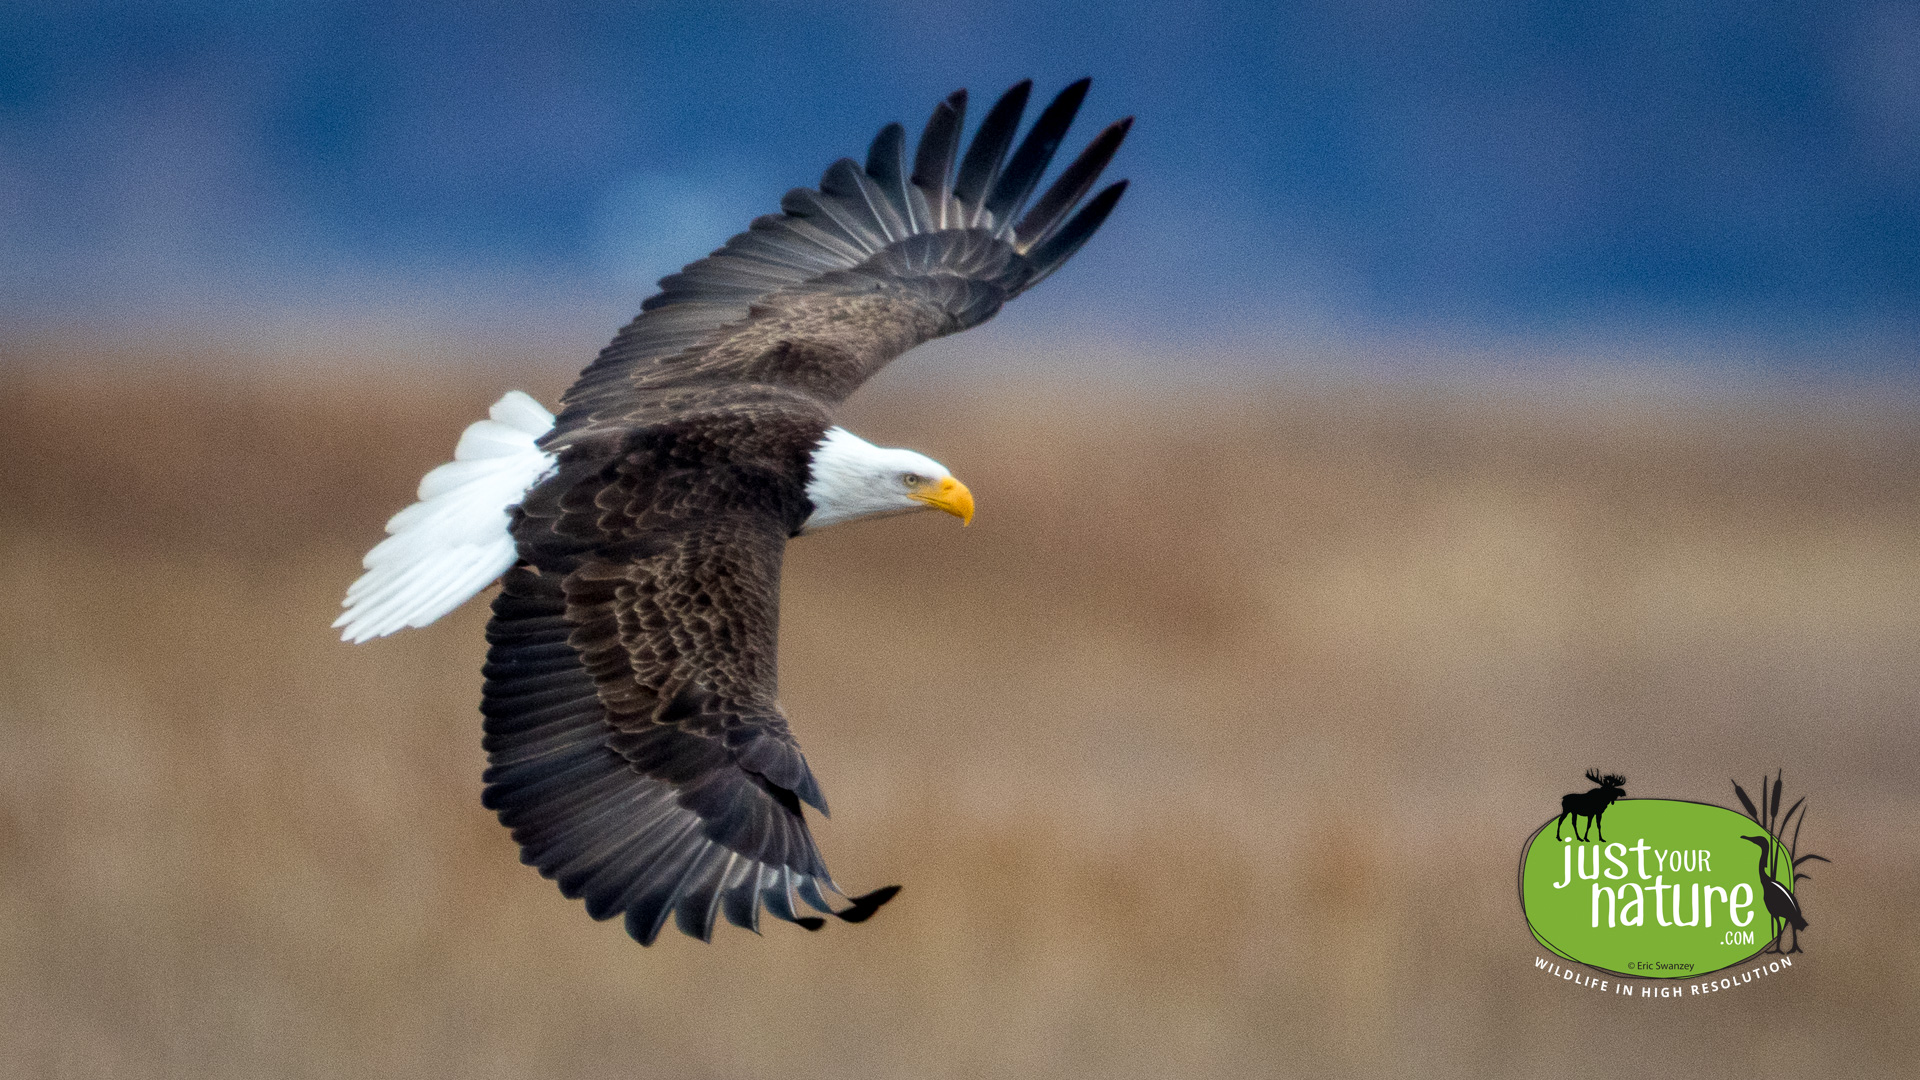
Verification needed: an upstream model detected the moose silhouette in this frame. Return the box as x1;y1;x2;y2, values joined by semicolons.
1554;769;1626;842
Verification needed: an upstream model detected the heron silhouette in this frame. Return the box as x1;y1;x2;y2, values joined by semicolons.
1741;834;1807;954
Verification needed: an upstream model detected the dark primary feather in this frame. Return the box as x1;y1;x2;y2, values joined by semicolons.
864;123;917;232
1024;179;1129;289
953;81;1030;224
984;78;1090;228
1015;116;1133;250
911;89;967;228
486;81;1128;944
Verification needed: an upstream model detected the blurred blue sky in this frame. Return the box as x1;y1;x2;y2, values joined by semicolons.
3;1;1917;373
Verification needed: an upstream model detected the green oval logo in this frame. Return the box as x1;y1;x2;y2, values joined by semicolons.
1519;799;1795;978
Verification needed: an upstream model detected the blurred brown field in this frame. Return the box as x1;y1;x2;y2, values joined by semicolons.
2;340;1916;1079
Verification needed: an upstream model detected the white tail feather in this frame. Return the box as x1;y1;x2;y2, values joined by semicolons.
335;391;556;643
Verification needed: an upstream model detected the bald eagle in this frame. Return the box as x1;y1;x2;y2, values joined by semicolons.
337;80;1129;944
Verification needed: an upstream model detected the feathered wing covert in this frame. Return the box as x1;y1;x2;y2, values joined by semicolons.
483;80;1129;943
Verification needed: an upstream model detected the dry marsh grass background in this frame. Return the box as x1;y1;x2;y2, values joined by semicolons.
1;342;1916;1078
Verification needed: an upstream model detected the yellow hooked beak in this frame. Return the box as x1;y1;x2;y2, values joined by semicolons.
909;475;975;526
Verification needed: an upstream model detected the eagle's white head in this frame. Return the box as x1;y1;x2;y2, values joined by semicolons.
802;427;975;533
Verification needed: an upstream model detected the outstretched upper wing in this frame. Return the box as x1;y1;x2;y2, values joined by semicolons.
549;79;1131;443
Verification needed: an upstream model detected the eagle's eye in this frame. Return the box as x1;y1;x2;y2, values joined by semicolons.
902;473;922;487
